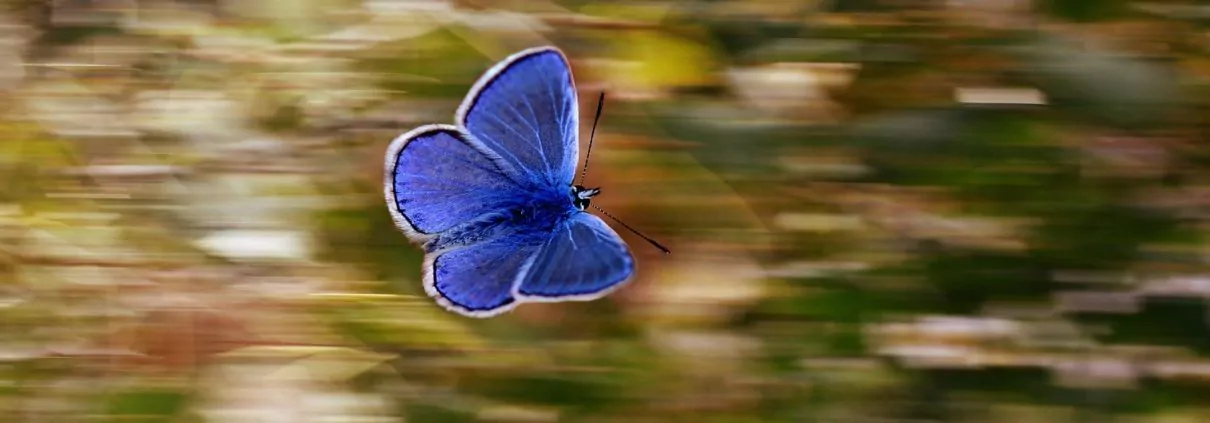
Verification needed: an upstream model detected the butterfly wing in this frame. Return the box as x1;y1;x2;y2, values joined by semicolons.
384;124;527;241
514;212;636;301
423;232;546;317
387;125;548;316
457;47;580;189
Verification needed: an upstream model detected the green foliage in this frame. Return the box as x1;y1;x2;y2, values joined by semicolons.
101;389;189;423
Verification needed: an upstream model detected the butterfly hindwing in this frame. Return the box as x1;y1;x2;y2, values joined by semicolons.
515;212;636;301
424;233;546;317
458;47;580;189
385;125;527;239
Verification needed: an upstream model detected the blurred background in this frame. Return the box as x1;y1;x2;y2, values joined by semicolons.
7;0;1210;421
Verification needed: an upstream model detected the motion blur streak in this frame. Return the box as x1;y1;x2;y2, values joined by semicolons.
1;0;1205;422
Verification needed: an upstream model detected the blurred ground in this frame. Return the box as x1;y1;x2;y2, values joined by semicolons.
5;0;1210;422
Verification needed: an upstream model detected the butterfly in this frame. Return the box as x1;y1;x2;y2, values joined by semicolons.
384;46;669;318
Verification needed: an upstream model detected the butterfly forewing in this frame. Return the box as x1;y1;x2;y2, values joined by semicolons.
385;126;525;239
458;47;580;189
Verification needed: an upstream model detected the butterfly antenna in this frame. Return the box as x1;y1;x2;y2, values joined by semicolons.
578;92;606;186
592;204;670;254
579;92;667;254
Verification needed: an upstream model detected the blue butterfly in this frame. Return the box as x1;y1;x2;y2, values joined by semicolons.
384;46;669;318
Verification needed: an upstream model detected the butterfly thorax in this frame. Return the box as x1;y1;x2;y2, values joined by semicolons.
571;185;600;211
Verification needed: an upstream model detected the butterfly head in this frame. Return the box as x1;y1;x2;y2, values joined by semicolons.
571;185;601;211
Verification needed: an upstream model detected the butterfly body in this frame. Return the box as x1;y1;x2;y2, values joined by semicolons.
384;47;640;318
422;191;573;254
